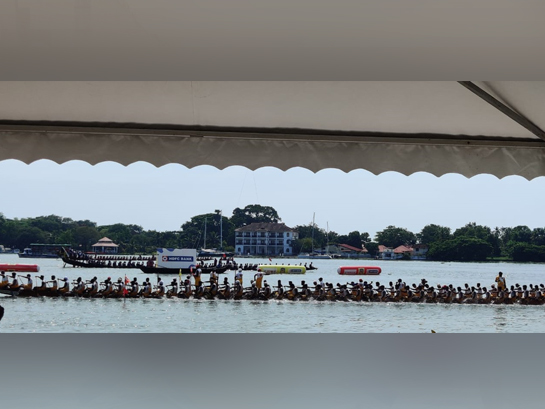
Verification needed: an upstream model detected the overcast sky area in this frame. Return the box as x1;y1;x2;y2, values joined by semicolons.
1;159;544;239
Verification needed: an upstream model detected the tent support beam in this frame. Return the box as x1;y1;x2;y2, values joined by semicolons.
458;81;545;142
0;121;543;148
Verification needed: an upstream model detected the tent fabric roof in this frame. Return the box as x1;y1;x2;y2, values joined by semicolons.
1;81;544;179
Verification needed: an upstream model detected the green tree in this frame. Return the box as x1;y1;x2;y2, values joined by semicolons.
72;226;100;251
365;241;379;256
427;236;492;261
510;243;545;262
230;205;281;227
375;226;416;248
505;225;533;243
531;228;545;246
180;213;235;249
417;224;451;245
453;222;498;255
292;237;312;254
360;232;371;244
30;215;64;235
295;226;326;250
453;222;492;241
75;219;97;228
346;231;365;248
14;227;48;249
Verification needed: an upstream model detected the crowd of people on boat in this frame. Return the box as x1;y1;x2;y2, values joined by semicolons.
62;248;156;268
63;248;156;262
66;258;152;268
1;269;541;304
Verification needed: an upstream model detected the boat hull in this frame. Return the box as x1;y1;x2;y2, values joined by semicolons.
0;288;19;296
297;253;332;259
18;254;59;259
139;266;229;275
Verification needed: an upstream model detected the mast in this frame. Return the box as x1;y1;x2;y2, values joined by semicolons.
204;217;207;249
326;222;329;256
311;212;315;254
215;209;223;251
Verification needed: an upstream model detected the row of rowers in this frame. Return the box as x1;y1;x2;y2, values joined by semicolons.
3;271;540;303
1;272;263;298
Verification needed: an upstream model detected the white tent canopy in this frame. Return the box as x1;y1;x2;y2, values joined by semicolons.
1;81;544;179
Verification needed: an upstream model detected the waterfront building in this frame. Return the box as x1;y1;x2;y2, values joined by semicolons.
378;244;429;260
411;244;429;260
378;245;395;259
394;245;414;259
337;243;369;258
235;223;298;256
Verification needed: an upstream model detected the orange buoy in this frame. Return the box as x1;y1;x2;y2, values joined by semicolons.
0;263;40;273
337;266;381;275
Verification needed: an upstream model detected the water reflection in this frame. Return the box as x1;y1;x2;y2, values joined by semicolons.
493;305;508;332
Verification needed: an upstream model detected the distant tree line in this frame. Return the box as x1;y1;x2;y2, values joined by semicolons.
0;205;281;255
1;207;545;262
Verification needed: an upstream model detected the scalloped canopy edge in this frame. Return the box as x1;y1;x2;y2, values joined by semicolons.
1;123;545;180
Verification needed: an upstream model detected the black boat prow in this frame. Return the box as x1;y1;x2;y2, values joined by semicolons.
0;288;20;297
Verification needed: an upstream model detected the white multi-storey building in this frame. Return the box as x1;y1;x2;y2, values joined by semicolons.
235;223;298;256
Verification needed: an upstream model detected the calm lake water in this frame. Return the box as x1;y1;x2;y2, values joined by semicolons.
1;254;544;333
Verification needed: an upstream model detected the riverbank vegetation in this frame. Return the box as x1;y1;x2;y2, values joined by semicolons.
1;206;544;262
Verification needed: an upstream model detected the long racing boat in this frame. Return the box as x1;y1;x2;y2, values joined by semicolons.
62;256;147;269
139;265;229;275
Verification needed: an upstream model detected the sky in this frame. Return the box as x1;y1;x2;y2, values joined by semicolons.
1;159;544;239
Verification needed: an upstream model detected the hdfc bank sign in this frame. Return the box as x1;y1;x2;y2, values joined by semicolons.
162;256;194;262
156;248;197;269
